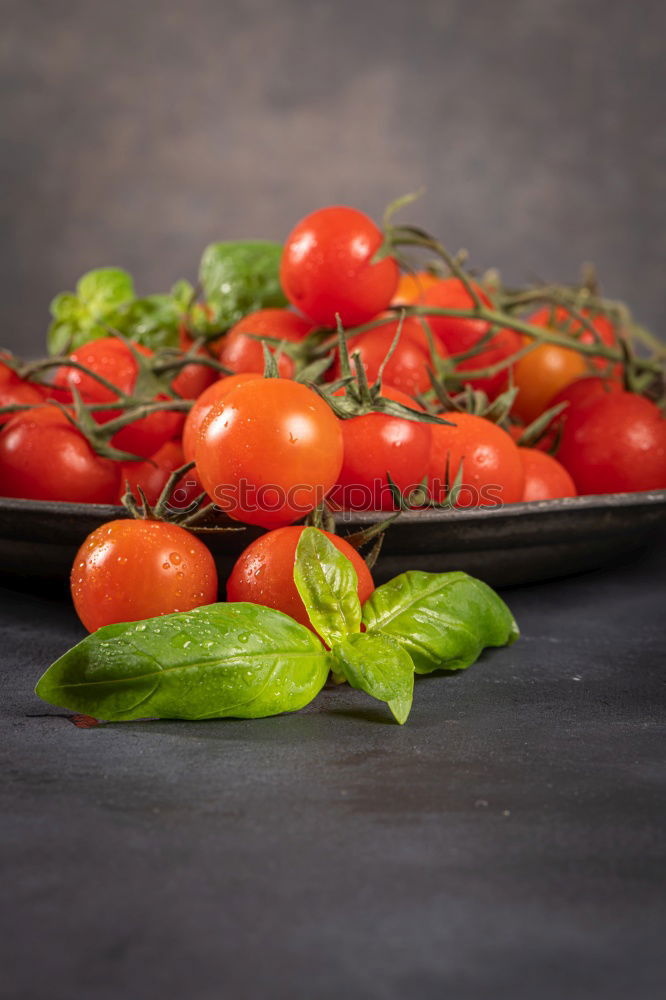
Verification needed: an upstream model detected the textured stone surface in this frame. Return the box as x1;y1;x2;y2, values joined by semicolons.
1;542;665;998
2;0;665;356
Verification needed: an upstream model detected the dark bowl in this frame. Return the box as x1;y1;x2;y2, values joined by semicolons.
1;491;665;592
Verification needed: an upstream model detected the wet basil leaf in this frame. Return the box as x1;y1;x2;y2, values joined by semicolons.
294;527;361;645
361;571;519;674
331;631;414;725
199;241;287;329
35;603;330;722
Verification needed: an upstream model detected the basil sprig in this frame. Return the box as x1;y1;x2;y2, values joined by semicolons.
35;529;519;726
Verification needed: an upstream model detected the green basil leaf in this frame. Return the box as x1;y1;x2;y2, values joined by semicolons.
199;241;287;328
361;571;519;674
35;603;330;722
113;293;183;350
47;267;135;355
76;267;135;315
331;631;414;725
293;527;362;645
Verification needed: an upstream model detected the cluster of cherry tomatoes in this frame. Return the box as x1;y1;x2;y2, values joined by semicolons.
1;203;664;633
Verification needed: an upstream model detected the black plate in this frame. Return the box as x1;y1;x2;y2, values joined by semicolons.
1;491;665;591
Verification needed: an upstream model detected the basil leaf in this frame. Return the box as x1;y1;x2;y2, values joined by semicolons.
199;241;287;328
47;267;135;355
361;571;519;674
35;603;330;722
294;527;361;645
331;632;414;725
76;267;134;315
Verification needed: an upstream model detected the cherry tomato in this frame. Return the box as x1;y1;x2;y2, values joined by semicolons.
427;412;525;507
511;341;588;424
519;448;576;501
182;373;260;462
0;405;119;503
218;309;312;377
71;519;218;632
391;271;441;306
529;305;620;375
117;440;205;511
556;392;666;494
227;526;374;630
332;317;445;397
53;337;184;458
421;278;522;398
171;355;217;400
329;386;432;511
0;362;45;416
195;379;344;528
546;374;623;415
280;206;399;328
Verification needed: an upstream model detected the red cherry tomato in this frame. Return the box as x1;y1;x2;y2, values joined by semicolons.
117;440;205;511
529;305;621;375
171;355;217;400
556;392;666;494
280;206;399;328
195;379;344;528
519;448;576;501
333;317;445;397
546;375;623;415
182;373;261;463
0;405;119;503
329;386;432;511
53;337;184;458
71;519;218;632
427;412;525;507
218;308;312;377
421;278;521;398
0;361;45;416
226;526;374;630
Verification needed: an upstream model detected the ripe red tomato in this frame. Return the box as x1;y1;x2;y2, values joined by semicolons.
546;374;623;415
0;362;45;415
421;278;522;398
0;405;119;503
53;337;184;457
217;309;311;377
519;448;576;501
332;317;445;397
182;373;261;462
117;440;205;511
391;270;441;306
329;386;432;511
556;392;666;494
195;379;344;528
427;412;525;506
280;206;399;328
226;526;374;630
529;305;620;374
512;342;588;424
171;355;217;400
71;519;218;631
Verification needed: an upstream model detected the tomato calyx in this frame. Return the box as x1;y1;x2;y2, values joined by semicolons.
313;320;454;427
304;500;399;571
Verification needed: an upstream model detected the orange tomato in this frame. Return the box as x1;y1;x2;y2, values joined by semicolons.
512;343;587;424
391;271;441;306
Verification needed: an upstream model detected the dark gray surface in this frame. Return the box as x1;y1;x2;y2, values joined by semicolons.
2;0;665;357
2;544;665;999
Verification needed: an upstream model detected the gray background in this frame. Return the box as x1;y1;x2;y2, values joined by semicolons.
2;0;664;357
